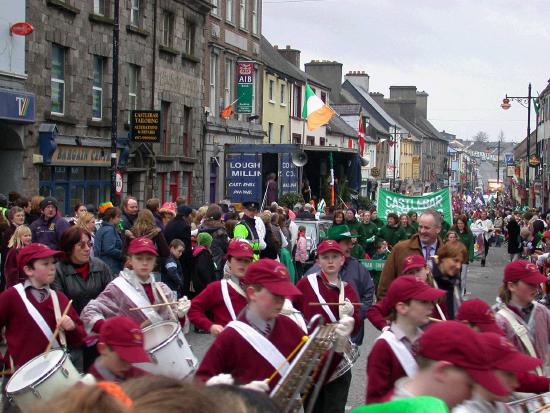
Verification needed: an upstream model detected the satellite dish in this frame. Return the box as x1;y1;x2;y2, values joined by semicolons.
291;151;308;167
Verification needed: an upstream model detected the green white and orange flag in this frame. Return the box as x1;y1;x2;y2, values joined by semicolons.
302;84;335;131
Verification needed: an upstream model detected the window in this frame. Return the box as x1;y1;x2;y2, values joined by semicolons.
161;101;170;155
51;45;65;115
211;0;219;16
292;133;301;144
267;122;273;143
94;0;105;15
92;56;103;120
185;21;195;55
130;0;140;26
128;64;139;123
292;85;302;118
239;0;247;30
280;84;285;105
226;0;234;23
224;58;234;107
183;106;191;156
306;136;315;146
320;137;326;146
279;125;285;144
268;79;274;102
209;52;219;116
321;91;327;103
251;0;258;34
161;11;174;47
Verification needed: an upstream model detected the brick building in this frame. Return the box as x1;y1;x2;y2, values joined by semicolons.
22;0;210;213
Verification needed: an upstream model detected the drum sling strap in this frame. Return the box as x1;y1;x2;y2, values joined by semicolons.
221;279;244;321
112;276;163;323
14;284;61;349
497;306;543;376
377;329;418;377
226;320;289;375
306;273;345;322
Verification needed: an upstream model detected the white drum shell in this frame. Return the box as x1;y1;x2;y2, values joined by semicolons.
137;321;198;379
6;350;80;410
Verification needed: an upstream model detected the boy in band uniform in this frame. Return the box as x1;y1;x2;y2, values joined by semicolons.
81;237;191;332
89;316;151;382
293;240;360;412
366;276;445;403
196;258;354;392
188;240;253;336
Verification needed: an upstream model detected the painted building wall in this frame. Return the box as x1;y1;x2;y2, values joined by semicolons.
262;72;290;144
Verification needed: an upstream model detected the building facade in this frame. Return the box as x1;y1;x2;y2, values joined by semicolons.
23;0;210;213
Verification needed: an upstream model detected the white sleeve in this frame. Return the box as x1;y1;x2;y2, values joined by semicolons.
255;217;267;250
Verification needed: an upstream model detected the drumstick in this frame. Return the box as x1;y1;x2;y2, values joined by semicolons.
308;302;362;306
428;317;443;323
267;336;309;383
44;300;73;356
0;369;13;377
531;404;550;413
129;301;179;311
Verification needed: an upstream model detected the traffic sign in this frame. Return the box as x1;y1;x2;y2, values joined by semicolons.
115;171;123;196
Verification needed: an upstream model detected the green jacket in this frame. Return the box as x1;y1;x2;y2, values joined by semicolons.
279;247;296;283
397;224;416;241
372;218;384;229
346;218;363;238
377;224;401;247
457;229;475;263
441;220;450;240
410;220;419;232
360;221;379;249
351;243;366;260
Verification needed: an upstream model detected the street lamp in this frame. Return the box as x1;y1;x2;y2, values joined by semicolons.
501;83;536;191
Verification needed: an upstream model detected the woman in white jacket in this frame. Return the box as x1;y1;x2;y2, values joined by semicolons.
472;210;494;267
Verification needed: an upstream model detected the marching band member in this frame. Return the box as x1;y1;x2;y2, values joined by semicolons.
453;332;543;413
81;237;191;333
89;316;151;382
293;240;360;413
0;244;86;410
457;298;550;394
195;258;355;393
188;240;253;336
366;276;445;403
388;321;509;409
494;260;550;375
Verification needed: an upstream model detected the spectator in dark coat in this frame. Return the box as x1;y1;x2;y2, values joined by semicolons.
162;239;186;298
29;197;71;250
164;204;193;284
507;214;522;261
119;196;139;232
259;211;280;259
94;207;124;274
190;232;216;299
146;198;165;231
197;204;228;280
123;209;170;261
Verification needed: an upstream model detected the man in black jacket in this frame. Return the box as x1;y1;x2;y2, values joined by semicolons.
197;204;228;280
119;196;139;232
164;204;193;291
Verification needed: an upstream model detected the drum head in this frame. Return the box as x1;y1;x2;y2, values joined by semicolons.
7;350;65;393
142;321;179;350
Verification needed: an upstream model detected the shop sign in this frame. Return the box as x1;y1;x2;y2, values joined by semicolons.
226;153;262;202
50;145;115;166
505;153;514;165
279;153;298;195
130;110;161;142
236;61;255;114
507;166;515;177
528;155;541;167
371;167;380;177
0;88;35;124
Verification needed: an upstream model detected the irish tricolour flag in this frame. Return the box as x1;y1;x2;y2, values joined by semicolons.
302;84;336;131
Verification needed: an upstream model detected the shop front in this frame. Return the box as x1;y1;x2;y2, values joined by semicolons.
38;128;128;215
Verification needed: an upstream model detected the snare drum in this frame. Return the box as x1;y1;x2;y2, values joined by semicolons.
6;349;80;410
137;321;198;379
329;340;360;382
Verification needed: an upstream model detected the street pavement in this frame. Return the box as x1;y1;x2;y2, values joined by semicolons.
187;243;509;411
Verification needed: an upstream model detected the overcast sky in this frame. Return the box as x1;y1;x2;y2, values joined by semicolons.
262;0;550;143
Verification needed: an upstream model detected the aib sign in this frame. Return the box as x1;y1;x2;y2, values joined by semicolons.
236;61;255;114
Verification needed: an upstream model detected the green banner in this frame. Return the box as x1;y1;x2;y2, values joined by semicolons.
360;259;386;271
236;61;254;114
377;187;452;224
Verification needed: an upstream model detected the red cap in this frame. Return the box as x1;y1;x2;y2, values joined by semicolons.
503;260;546;285
99;316;151;363
243;259;302;297
480;332;542;374
226;239;254;259
17;243;63;274
402;255;427;274
386;276;445;308
417;321;509;396
127;237;159;256
456;299;503;335
317;240;344;255
543;231;550;240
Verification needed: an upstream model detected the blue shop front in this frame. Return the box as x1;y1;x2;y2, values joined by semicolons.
38;124;129;215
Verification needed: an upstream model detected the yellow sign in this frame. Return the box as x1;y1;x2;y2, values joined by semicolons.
131;110;161;142
51;145;116;166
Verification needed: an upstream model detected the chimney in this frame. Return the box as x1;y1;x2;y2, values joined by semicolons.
277;45;300;68
304;60;343;103
389;86;417;122
369;92;384;106
344;70;369;92
416;91;428;119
